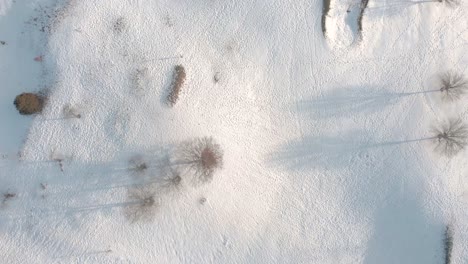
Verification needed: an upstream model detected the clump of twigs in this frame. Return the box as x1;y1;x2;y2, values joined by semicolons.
2;191;16;207
128;155;148;176
113;17;126;34
167;65;186;107
124;186;158;223
178;137;223;184
432;119;468;156
443;225;454;264
159;168;183;193
63;103;81;119
438;71;468;101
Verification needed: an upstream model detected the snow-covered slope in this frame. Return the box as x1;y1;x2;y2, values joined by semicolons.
1;0;467;263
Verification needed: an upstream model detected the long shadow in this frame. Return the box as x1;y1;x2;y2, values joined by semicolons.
269;131;433;170
297;87;438;119
366;0;436;17
363;197;443;264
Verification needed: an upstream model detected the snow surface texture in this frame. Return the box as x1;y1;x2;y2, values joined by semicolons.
1;0;468;263
0;0;12;16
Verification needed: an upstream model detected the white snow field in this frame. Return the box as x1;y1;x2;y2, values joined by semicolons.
1;0;468;263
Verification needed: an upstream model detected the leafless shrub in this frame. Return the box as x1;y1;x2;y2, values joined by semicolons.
213;72;221;83
178;137;223;184
167;65;186;107
444;225;454;264
2;191;16;207
199;197;207;205
124;186;158;223
128;155;148;176
432;119;468;156
113;17;126;34
63;103;81;118
438;71;468;101
159;168;183;194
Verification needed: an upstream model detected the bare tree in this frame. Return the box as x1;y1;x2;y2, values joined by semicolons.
124;186;158;223
438;71;468;101
178;137;223;184
128;155;148;176
443;225;454;264
160;168;183;193
432;119;468;156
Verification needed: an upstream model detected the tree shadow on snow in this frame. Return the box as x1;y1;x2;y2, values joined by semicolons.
363;196;444;264
269;130;433;170
297;86;435;120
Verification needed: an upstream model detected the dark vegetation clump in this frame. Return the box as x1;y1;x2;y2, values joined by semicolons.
321;0;331;37
2;192;16;206
167;65;186;107
178;137;223;184
160;169;183;193
432;119;468;156
14;93;45;115
357;0;369;38
443;225;454;264
113;17;126;34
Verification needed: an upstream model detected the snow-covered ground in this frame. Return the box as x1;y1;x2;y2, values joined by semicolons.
1;0;468;263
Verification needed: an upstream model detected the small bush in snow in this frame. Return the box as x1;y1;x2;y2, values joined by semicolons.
14;93;45;115
62;103;81;118
432;119;468;156
443;225;454;264
213;71;221;83
124;186;158;223
160;169;183;193
438;71;468;101
167;65;186;107
113;17;126;34
2;191;16;207
128;155;148;176
178;137;223;184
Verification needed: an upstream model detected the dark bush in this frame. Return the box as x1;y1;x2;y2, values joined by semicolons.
14;93;44;115
167;65;186;106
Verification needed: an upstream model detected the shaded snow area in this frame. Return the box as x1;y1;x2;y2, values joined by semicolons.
1;0;468;263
